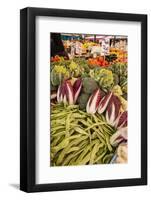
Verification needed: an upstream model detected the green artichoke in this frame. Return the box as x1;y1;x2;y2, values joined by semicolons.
82;77;99;94
77;93;90;110
98;69;114;91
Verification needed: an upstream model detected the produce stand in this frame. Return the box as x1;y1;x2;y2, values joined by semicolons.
50;33;128;166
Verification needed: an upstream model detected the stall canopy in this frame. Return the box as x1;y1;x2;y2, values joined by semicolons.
61;33;82;40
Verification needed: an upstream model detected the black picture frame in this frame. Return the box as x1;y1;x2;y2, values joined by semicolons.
20;7;147;193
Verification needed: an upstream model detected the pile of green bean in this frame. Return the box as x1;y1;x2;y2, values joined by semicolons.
51;104;116;166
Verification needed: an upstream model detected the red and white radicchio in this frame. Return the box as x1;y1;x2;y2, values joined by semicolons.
97;92;112;114
57;79;82;105
110;127;127;147
116;111;127;129
73;78;82;103
105;95;121;126
86;89;102;114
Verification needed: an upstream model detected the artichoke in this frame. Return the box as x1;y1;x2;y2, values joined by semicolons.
89;68;114;91
68;60;77;71
68;61;80;77
99;69;114;91
51;68;61;86
89;68;101;82
122;84;127;94
112;85;123;96
110;63;127;76
77;93;90;110
82;77;99;94
51;65;70;86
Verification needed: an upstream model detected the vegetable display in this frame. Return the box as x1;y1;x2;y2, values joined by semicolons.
51;104;116;166
50;35;128;166
50;60;128;166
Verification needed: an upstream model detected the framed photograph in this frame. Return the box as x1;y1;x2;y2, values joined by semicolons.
20;7;147;192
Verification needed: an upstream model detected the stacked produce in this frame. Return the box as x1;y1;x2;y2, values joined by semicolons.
50;56;128;166
50;59;127;166
51;104;116;166
88;57;109;67
109;48;127;63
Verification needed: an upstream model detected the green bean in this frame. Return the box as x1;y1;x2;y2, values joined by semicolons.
90;141;100;164
68;155;79;165
79;152;91;165
95;131;106;144
69;129;75;135
50;104;116;166
51;150;62;165
102;126;115;136
70;135;88;146
65;113;72;136
71;113;86;119
51;125;65;132
92;126;106;141
75;139;98;164
51;138;69;153
51;118;66;125
105;136;113;152
66;147;80;154
98;143;104;149
74;127;89;136
52;131;66;138
56;136;86;165
94;150;107;163
93;115;105;133
62;149;84;166
50;152;54;160
91;132;97;139
70;123;81;128
51;112;70;118
56;147;79;165
103;153;114;164
98;114;106;122
66;105;79;110
68;134;81;140
79;119;91;127
75;146;90;164
51;135;65;147
85;122;106;131
78;110;87;115
87;117;93;125
88;129;92;143
92;114;101;123
78;139;89;148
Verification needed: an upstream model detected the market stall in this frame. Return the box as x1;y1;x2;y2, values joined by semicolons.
50;33;128;166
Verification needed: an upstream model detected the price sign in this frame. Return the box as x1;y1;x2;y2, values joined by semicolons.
101;38;110;56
